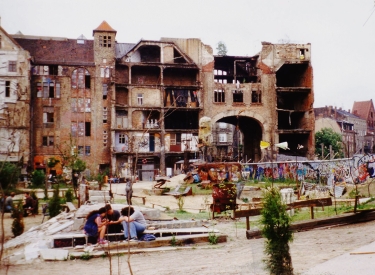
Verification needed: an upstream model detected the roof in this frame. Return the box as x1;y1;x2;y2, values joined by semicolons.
14;37;95;66
115;43;136;59
0;26;22;49
93;21;117;34
352;100;374;119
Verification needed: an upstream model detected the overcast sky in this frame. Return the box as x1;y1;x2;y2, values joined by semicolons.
1;0;375;111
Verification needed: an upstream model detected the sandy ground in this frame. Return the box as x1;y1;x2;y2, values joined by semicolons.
2;177;375;275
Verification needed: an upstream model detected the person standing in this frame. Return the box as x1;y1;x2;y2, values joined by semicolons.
125;178;133;205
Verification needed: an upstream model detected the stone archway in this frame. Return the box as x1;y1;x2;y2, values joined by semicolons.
211;110;266;162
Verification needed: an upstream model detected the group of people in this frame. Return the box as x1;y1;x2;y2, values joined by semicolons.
83;204;147;244
1;191;36;217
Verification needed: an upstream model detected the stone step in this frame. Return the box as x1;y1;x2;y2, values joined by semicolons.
69;232;227;259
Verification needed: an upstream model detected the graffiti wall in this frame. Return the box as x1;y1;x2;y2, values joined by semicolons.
241;154;375;185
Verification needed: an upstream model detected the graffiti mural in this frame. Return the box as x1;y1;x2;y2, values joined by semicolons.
241;154;375;185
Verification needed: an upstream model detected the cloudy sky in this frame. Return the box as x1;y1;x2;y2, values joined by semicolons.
1;0;375;111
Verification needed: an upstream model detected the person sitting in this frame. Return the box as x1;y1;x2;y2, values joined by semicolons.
22;192;35;216
83;207;109;244
5;192;15;213
105;204;122;234
109;206;147;241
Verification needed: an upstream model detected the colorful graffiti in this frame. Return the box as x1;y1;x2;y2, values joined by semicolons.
241;154;375;185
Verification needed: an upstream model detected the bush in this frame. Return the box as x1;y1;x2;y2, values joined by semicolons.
11;201;24;237
260;187;293;275
49;185;62;218
31;170;45;188
0;162;20;190
65;188;74;202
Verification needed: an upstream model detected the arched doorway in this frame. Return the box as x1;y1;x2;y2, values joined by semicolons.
216;116;263;162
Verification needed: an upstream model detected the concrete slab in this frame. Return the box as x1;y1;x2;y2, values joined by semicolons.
40;249;69;261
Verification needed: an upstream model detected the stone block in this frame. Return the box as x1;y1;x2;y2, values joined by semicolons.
40;249;69;261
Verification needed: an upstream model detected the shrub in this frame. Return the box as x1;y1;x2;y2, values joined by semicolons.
65;188;74;202
49;185;62;218
260;187;293;275
31;170;45;188
11;201;24;237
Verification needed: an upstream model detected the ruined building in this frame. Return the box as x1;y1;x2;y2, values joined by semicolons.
0;27;31;174
209;42;315;162
2;21;314;178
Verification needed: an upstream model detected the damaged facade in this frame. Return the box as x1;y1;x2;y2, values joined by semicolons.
0;27;31;172
2;21;314;178
209;42;315;162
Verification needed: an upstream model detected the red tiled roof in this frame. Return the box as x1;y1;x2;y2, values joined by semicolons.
93;21;117;33
14;38;94;66
352;100;374;119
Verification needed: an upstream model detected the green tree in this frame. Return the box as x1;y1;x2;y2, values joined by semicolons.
0;162;20;190
216;41;227;56
315;128;344;159
260;187;293;275
31;170;45;188
49;185;62;218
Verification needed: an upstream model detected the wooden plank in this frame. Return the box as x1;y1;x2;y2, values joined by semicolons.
350;251;375;255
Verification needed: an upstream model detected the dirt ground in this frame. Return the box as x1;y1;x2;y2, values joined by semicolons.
2;179;375;275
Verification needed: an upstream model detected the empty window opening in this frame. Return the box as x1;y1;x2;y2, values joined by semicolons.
251;90;262;103
103;84;108;99
214;90;225;103
85;146;91;156
5;81;10;97
85;122;91;136
103;107;108;123
233;90;243;103
139;45;160;62
137;94;143;105
48;65;58;76
8;61;16;72
99;35;112;48
103;130;107;147
219;133;227;143
72;68;91;89
42;136;54;146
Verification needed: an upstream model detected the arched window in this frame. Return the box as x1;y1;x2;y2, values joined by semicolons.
72;68;90;89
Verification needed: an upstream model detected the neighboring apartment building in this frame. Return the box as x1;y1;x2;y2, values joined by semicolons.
0;27;31;175
5;21;315;178
314;106;366;157
352;100;375;153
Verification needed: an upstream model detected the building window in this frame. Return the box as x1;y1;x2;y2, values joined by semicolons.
48;65;58;76
78;146;84;155
100;67;111;78
103;107;108;123
99;35;112;48
233;90;243;103
219;122;226;129
42;136;54;146
119;133;126;144
43;107;54;128
71;68;91;89
219;133;227;143
37;81;61;98
214;90;225;103
71;122;87;137
8;61;16;72
5;81;10;97
103;84;108;99
85;146;91;156
251;90;261;103
85;122;91;136
137;94;143;105
71;98;91;112
103;130;107;147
